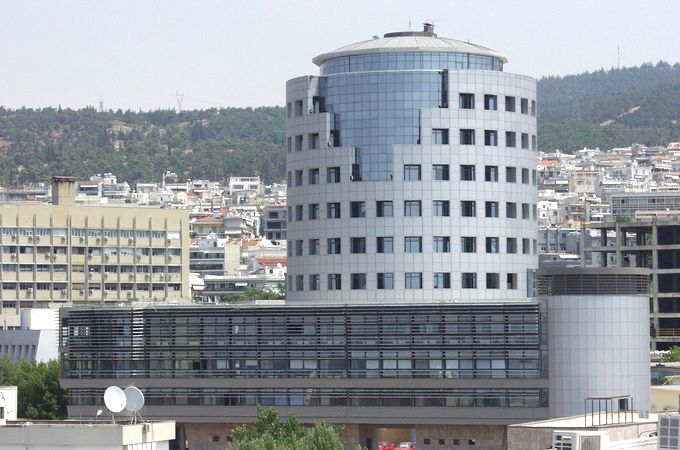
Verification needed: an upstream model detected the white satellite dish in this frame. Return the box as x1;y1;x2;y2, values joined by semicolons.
123;386;145;413
103;386;126;413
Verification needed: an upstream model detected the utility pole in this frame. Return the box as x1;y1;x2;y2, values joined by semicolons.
176;91;184;112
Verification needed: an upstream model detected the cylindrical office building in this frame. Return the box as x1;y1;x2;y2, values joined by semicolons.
286;25;538;303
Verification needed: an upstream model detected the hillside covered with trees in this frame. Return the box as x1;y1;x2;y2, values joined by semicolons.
538;61;680;151
1;61;679;185
0;106;286;186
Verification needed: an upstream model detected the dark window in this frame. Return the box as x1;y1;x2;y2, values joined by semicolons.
484;130;498;146
294;100;303;116
434;272;451;289
486;273;500;289
295;170;303;186
433;164;450;180
522;168;529;184
295;240;303;256
295;135;303;151
330;129;341;147
433;236;450;253
523;238;530;254
308;203;319;220
295;275;304;291
532;135;537;150
327;167;341;183
485;201;499;217
506;202;517;218
377;237;393;253
309;274;320;291
432;129;450;144
405;236;422;253
404;200;422;217
531;100;536;116
461;201;476;217
460;129;475;145
484;94;497;110
405;272;423;289
522;203;530;219
327;238;341;254
460;165;476;181
505;96;516;112
521;133;529;149
308;133;319;150
462;273;477;289
309;239;320;255
521;98;529;114
506;167;517;183
459;93;474;109
350;237;366;254
295;205;303;221
505;131;516;148
507;238;517;254
404;164;422;181
327;202;341;219
433;200;450;217
377;201;393;217
507;273;518;289
350;201;366;218
377;272;394;289
486;237;499;253
351;273;366;290
462;237;476;253
308;168;320;184
485;165;498;182
328;274;342;290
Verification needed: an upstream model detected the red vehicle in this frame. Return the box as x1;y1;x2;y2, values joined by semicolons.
379;442;395;450
396;443;416;450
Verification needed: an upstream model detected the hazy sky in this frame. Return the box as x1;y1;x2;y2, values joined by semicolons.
2;0;680;111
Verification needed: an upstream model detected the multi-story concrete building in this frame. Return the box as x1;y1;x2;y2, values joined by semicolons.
609;191;680;219
583;215;680;350
261;205;287;242
286;23;538;304
0;177;190;328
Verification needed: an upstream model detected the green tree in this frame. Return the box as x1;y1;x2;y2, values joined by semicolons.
664;346;680;362
221;287;285;303
230;405;358;450
0;356;16;384
10;359;67;420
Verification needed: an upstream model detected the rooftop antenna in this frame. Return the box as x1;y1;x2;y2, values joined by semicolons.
176;91;184;112
617;46;621;69
408;17;411;30
98;95;104;113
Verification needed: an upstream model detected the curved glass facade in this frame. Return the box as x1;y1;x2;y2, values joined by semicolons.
320;52;503;75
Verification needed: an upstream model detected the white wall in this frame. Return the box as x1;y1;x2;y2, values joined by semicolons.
547;294;650;417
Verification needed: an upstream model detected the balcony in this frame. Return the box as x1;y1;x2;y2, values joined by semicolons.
18;254;34;263
53;272;68;282
151;256;166;265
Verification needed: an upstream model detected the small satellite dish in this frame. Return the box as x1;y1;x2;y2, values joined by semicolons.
123;386;145;413
104;386;126;413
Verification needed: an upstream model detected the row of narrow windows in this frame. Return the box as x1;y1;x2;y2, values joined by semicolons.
287;129;536;152
289;164;538;187
288;200;538;221
288;237;538;257
288;272;520;291
287;94;536;119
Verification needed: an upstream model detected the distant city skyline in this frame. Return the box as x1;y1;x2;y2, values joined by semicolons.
2;0;680;111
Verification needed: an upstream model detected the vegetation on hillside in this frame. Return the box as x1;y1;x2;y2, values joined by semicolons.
0;357;68;420
1;62;680;184
0;106;286;186
538;61;680;151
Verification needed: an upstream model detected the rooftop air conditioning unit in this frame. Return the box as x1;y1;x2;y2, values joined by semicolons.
79;289;85;294
61;289;67;294
659;415;680;450
79;236;85;242
27;288;33;293
553;431;608;450
136;254;142;260
96;237;101;244
128;237;134;243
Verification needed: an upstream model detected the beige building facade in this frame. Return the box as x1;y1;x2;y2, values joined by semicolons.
1;177;190;328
